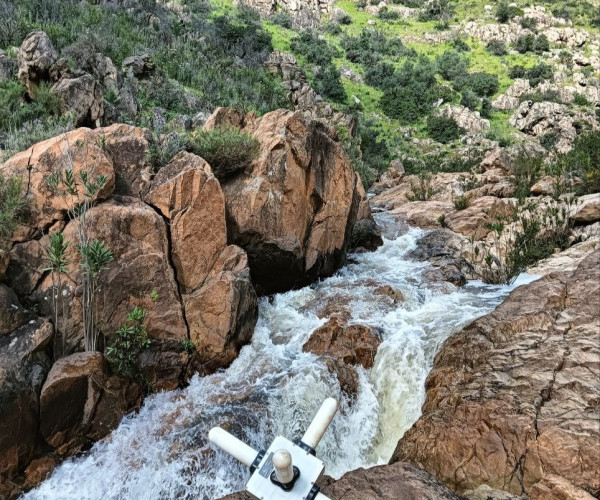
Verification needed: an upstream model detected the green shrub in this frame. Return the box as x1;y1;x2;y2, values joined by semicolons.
509;65;527;79
313;64;346;103
0;174;28;241
510;149;543;200
525;63;553;87
270;12;293;28
540;131;559;151
427;115;464;143
520;17;538;29
485;39;507;56
379;8;400;20
496;1;521;23
337;12;353;24
407;172;436;201
520;90;562;104
187;128;260;181
341;28;413;67
365;61;396;88
105;307;151;378
323;21;342;35
418;0;454;22
436;50;470;81
551;131;600;194
454;72;499;97
451;37;470;52
480;98;492;118
453;194;471;210
460;89;480;110
514;34;549;54
574;93;591;106
291;30;337;66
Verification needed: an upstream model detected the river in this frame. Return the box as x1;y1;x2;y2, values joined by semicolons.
23;214;537;500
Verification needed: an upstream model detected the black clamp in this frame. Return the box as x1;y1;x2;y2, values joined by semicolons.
294;439;316;456
270;466;301;491
306;484;321;500
249;450;265;474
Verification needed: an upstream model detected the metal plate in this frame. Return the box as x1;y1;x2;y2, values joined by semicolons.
246;436;324;500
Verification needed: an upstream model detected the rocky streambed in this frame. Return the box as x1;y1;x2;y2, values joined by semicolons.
19;214;537;500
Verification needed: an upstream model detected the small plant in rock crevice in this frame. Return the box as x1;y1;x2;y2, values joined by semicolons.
453;194;471;211
105;306;151;378
407;172;436;201
0;173;28;242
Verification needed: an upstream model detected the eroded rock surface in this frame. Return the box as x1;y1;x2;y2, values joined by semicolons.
392;251;600;497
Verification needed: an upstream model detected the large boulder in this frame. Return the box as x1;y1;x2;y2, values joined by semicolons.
0;128;115;238
39;352;142;453
53;74;104;127
146;152;258;374
17;31;58;98
0;285;29;336
218;109;362;294
392;251;600;497
0;319;53;480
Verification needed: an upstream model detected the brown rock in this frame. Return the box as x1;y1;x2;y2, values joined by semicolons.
0;285;29;336
374;285;405;303
530;175;557;196
0;250;8;278
0;128;115;236
203;107;246;130
221;109;360;294
53;74;104;127
39;352;142;452
303;317;381;369
17;31;58;98
0;319;53;480
445;197;514;239
570;193;600;224
390;201;454;228
184;245;258;375
530;475;596;500
392;251;600;496
351;174;383;251
480;148;509;172
23;456;60;491
96;123;154;197
146;152;226;293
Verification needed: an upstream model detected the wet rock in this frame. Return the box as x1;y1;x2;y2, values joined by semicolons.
0;250;8;279
220;109;361;295
392;251;600;496
445;197;514;239
23;456;60;491
464;485;526;500
0;319;53;479
423;266;466;287
350;176;383;251
303;317;381;369
374;285;404;303
0;128;115;236
53;73;104;127
17;31;58;98
39;352;142;452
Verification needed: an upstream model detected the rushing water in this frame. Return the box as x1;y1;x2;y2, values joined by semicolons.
23;214;537;500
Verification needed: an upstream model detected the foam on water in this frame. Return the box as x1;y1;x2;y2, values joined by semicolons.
23;215;538;500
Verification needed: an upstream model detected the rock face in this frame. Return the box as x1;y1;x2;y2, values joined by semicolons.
220;109;363;294
39;352;142;453
0;285;29;336
392;251;600;497
439;105;490;134
0;318;53;480
0;128;115;238
219;462;462;500
146;152;258;375
17;31;58;98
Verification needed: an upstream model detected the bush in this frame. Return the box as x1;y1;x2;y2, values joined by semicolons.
551;131;600;194
520;90;562;104
379;8;400;20
514;34;549;54
105;307;151;378
407;172;436;201
365;61;396;88
341;28;413;67
486;39;507;56
269;12;293;29
540;131;559;150
427;115;464;143
451;37;470;52
453;194;471;210
509;65;527;79
525;63;554;87
460;89;479;110
454;72;499;97
510;149;544;200
436;50;470;81
496;1;521;23
323;21;342;35
337;12;353;24
187;128;260;181
0;174;28;241
480;98;492;118
574;93;591;106
313;64;347;103
520;17;538;29
418;0;454;22
291;30;337;66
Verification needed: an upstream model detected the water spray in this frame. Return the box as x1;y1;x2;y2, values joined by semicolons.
209;398;339;500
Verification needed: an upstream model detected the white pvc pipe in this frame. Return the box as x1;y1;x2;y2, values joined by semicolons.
301;398;339;450
208;427;259;468
272;449;294;484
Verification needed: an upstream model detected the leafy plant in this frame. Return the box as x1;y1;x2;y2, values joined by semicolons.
427;115;464;144
0;173;28;241
509;149;543;201
44;231;70;358
407;172;436;201
453;194;471;211
187;128;259;181
485;39;507;56
105;307;151;377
